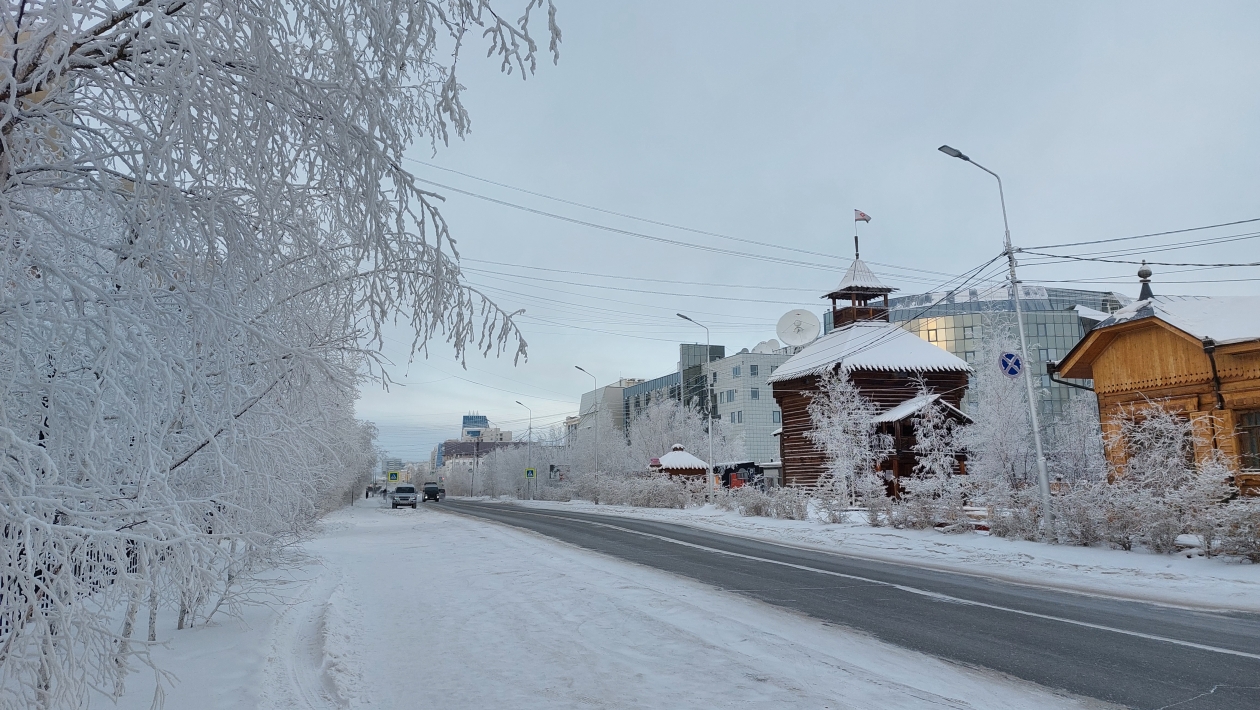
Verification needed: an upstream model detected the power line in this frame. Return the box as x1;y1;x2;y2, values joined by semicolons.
408;157;970;282
1019;251;1260;268
1022;217;1260;250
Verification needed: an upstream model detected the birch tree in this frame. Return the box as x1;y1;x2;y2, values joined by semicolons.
805;369;891;501
0;1;560;706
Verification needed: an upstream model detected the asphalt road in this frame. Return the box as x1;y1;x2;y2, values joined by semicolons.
436;499;1260;710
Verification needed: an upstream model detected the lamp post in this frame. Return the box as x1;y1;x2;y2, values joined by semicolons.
677;313;716;503
516;400;532;500
938;144;1054;533
575;366;599;473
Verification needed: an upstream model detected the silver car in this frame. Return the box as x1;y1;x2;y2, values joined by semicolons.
388;485;418;509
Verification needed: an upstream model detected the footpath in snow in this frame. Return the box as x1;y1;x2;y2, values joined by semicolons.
113;497;1115;709
506;498;1260;613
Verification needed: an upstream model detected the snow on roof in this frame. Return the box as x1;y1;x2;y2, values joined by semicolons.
767;321;971;383
871;394;972;424
1072;304;1112;323
658;444;708;470
824;258;896;297
1096;295;1260;345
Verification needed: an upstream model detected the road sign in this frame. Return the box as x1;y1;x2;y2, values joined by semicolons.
524;468;536;479
999;352;1023;378
388;471;400;481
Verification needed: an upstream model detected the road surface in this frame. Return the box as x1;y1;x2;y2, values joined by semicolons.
438;499;1260;710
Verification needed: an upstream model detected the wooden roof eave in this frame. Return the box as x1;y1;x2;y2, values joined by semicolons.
1056;317;1212;379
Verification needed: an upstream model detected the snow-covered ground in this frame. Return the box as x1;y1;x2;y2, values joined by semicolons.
110;498;1116;709
507;498;1260;613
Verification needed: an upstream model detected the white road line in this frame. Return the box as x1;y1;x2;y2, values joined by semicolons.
491;506;1260;662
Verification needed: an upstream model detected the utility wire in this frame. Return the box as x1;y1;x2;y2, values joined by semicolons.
1019;251;1260;268
408;157;969;281
1022;217;1260;250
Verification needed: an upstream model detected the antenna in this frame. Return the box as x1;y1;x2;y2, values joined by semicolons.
854;234;860;259
776;309;821;347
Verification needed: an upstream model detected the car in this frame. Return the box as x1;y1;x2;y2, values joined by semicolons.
421;481;445;502
389;485;418;509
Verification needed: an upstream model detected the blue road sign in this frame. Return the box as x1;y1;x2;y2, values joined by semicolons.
525;468;536;479
999;352;1023;378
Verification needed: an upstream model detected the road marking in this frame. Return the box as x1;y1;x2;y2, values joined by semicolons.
457;504;1260;662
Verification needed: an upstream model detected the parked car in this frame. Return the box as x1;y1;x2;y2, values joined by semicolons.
421;481;445;502
389;485;418;509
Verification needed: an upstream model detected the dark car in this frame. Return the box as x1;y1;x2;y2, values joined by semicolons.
422;482;445;502
389;485;418;509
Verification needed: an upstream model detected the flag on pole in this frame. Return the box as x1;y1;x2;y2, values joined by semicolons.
854;209;872;223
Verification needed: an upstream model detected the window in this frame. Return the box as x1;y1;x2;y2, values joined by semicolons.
963;326;975;339
733;365;741;377
725;389;736;403
772;410;781;424
711;372;717;384
964;351;976;363
1241;412;1260;470
749;364;759;377
730;412;736;423
737;411;744;424
927;329;938;342
769;365;778;374
750;388;760;400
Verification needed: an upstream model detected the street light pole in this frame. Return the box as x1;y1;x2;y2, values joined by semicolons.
939;145;1054;534
516;400;532;500
575;366;599;473
678;313;715;504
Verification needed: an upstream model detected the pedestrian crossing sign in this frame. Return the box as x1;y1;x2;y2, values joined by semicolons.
525;468;536;479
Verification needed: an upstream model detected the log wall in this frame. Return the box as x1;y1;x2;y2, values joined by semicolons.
772;368;969;487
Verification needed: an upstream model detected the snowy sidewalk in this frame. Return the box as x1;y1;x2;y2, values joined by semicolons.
113;498;1114;709
506;498;1260;613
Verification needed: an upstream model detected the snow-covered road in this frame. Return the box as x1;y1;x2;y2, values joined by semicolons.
117;498;1115;709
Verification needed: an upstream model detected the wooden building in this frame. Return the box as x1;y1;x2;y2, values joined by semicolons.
1055;271;1260;493
769;258;972;487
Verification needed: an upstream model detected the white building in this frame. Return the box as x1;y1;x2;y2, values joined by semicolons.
703;346;791;464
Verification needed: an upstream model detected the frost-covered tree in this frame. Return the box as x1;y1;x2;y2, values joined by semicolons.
0;2;560;706
957;326;1035;490
1045;393;1107;484
896;383;967;531
805;369;891;502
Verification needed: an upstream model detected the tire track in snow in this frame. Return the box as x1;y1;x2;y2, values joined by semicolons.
259;572;350;710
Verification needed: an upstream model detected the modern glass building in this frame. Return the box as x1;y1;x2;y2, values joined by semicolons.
826;284;1131;419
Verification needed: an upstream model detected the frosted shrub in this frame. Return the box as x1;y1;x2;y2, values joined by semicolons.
813;475;852;524
987;484;1043;541
1098;483;1150;551
854;473;892;527
728;487;774;517
769;487;811;521
1054;481;1106;547
1220;502;1260;563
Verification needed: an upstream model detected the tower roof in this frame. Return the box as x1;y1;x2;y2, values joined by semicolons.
823;258;897;300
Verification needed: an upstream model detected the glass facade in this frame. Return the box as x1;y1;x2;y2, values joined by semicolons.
822;285;1131;424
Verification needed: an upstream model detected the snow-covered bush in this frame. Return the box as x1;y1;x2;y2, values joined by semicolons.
768;487;811;520
987;483;1043;541
1220;502;1260;563
1053;481;1106;547
813;475;852;524
854;473;892;527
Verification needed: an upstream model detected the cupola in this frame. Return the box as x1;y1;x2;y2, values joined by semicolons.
822;236;897;329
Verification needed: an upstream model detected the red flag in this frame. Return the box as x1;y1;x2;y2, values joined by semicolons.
854;209;871;223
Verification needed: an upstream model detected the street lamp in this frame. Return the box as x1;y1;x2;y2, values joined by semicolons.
516;400;532;500
938;144;1054;533
575;366;599;472
677;313;716;504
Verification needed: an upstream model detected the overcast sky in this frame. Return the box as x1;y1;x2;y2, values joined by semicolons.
360;1;1260;462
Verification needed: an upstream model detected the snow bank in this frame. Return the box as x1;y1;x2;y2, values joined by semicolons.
509;499;1260;613
110;498;1113;708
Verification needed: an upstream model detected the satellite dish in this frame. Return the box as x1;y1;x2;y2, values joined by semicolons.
776;309;821;347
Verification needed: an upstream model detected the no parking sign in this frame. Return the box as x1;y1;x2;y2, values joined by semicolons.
999;352;1023;378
